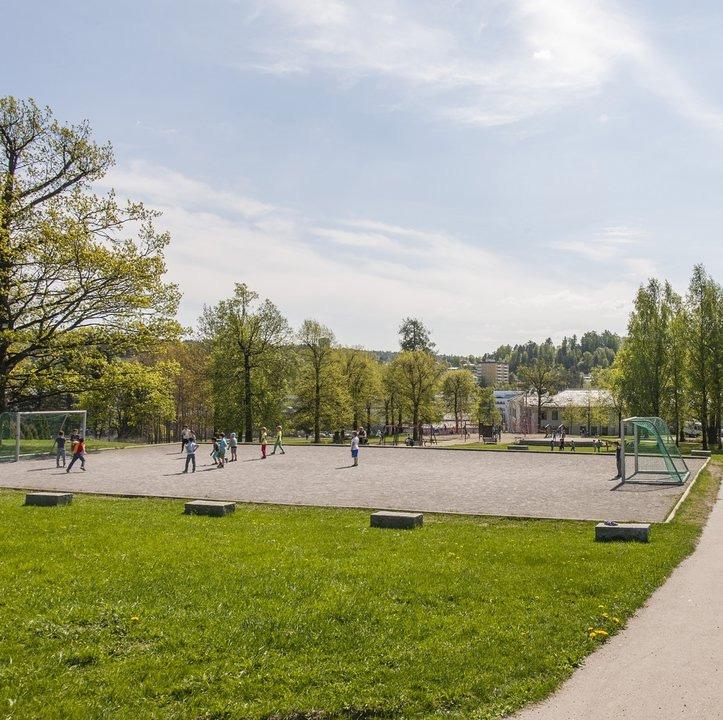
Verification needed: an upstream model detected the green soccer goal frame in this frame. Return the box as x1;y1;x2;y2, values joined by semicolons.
620;416;689;485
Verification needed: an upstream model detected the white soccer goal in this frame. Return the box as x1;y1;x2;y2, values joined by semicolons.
0;410;87;462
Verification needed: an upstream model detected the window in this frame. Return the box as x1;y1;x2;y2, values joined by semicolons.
540;411;547;420
552;410;559;421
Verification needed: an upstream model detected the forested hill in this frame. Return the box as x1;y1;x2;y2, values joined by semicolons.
436;330;621;378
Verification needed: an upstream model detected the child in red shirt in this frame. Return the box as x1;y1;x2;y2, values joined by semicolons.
66;437;86;472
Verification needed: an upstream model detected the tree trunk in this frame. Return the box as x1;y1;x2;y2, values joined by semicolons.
412;405;419;441
243;355;253;442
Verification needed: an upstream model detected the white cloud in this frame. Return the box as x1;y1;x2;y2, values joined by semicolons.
551;226;655;276
237;0;723;131
102;161;648;352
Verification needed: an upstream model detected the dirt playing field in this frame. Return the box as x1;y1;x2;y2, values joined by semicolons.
0;443;706;522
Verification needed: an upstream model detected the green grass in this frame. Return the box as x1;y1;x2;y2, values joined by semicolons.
0;462;720;720
0;438;147;459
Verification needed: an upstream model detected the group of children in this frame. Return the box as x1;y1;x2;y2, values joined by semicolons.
52;429;87;472
179;425;286;472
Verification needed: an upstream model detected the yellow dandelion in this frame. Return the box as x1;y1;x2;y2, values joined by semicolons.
130;616;140;622
602;612;609;618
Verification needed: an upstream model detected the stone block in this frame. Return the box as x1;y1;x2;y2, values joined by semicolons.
508;445;529;451
595;522;650;542
24;492;73;507
691;449;711;457
370;510;423;529
184;499;236;517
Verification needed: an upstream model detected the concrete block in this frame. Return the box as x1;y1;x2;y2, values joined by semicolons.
184;500;236;517
595;522;650;543
24;492;73;507
691;449;711;457
370;510;423;529
508;445;529;451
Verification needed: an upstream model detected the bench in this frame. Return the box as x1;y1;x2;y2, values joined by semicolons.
507;445;529;451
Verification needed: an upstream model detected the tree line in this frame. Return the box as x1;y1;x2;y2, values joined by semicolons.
2;97;720;448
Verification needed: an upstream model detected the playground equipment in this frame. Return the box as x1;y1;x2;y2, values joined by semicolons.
620;416;689;485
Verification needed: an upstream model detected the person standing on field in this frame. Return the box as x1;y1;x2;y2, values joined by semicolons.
229;432;238;461
53;430;67;468
216;433;228;468
66;436;86;472
180;425;191;452
183;435;197;473
260;427;268;459
351;431;360;467
271;425;285;455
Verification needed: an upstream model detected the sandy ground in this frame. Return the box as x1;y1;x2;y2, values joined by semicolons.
0;443;705;522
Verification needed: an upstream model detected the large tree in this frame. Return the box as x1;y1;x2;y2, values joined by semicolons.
200;283;290;441
615;279;673;418
340;348;382;431
390;350;444;441
686;265;721;450
0;97;179;412
518;358;562;431
295;320;347;442
441;368;478;432
398;317;435;353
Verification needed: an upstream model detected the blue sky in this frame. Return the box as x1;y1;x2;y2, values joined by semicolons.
4;0;723;352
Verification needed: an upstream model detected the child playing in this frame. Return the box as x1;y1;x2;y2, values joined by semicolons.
184;435;198;473
351;431;360;467
216;433;228;468
229;432;238;461
53;430;67;468
260;426;268;459
66;436;86;472
271;425;285;455
210;436;219;465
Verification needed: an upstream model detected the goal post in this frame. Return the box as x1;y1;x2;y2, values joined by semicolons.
0;410;87;462
620;416;689;485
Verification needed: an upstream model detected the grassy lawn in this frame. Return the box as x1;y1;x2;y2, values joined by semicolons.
0;438;147;459
0;461;719;720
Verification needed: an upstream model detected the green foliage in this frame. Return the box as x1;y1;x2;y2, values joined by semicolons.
390;350;445;438
398;317;435;353
295;320;349;441
340;348;383;429
442;368;479;430
476;386;501;426
518;359;563;430
0;96;180;411
200;283;291;440
81;360;179;440
486;331;620;383
0;463;718;719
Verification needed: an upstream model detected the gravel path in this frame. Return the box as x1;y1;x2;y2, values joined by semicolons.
0;444;705;522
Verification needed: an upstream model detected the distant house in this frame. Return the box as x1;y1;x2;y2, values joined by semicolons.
508;388;616;435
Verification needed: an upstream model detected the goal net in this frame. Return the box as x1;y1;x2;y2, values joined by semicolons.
621;416;689;485
0;410;87;462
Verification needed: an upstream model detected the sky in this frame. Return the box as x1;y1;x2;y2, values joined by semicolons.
3;0;723;353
